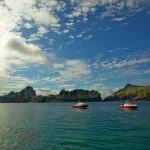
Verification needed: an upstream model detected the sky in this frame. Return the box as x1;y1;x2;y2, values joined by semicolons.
0;0;150;98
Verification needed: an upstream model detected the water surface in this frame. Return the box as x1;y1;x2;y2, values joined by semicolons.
0;101;150;150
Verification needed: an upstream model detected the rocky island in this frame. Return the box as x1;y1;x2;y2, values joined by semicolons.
56;89;101;102
0;86;102;103
0;84;149;103
0;86;36;103
104;84;150;101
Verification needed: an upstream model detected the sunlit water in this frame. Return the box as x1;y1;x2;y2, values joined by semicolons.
0;101;150;150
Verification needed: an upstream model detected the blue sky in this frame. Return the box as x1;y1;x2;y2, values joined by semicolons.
0;0;150;97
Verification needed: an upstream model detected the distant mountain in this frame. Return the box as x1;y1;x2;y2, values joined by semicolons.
57;89;102;102
0;87;102;103
104;84;150;101
0;86;36;103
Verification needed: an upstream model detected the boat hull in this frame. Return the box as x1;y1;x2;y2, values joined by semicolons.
72;105;88;109
120;105;138;110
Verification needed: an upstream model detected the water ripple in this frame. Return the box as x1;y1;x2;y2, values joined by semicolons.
0;102;150;150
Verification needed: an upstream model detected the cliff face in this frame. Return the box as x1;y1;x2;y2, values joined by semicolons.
104;84;150;101
0;86;36;102
19;86;36;101
57;89;102;101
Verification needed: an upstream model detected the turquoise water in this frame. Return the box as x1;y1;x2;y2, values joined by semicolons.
0;101;150;150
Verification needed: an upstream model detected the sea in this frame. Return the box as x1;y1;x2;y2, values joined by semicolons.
0;101;150;150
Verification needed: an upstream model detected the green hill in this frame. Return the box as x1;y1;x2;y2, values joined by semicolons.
104;84;150;101
56;89;102;102
0;86;36;103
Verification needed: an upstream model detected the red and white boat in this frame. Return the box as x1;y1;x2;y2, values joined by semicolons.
72;102;88;109
120;101;138;110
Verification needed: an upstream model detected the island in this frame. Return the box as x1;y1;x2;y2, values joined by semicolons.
104;84;150;101
0;84;149;103
56;89;101;102
0;86;102;103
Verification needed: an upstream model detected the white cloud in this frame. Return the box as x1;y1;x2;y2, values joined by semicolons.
48;39;54;45
0;30;48;79
43;76;63;83
119;69;150;77
68;0;150;22
0;74;38;89
69;35;75;39
101;57;150;69
133;78;150;85
53;63;65;69
7;38;42;58
99;26;111;32
42;60;92;83
9;35;45;62
28;26;49;41
0;0;67;85
76;34;82;38
113;17;125;22
36;88;58;96
65;22;74;27
0;0;150;93
68;0;100;18
0;0;67;49
24;22;33;29
84;34;93;40
0;91;9;96
58;84;76;90
84;83;118;98
0;0;149;36
58;59;91;79
120;69;140;77
63;29;69;34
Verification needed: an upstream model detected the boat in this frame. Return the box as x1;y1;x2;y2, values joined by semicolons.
72;102;88;109
120;101;138;110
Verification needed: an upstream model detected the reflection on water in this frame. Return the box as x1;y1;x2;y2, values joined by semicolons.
0;101;150;150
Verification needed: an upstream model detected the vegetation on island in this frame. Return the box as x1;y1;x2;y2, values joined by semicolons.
104;84;150;101
0;86;102;103
56;89;101;101
0;84;149;103
0;86;36;103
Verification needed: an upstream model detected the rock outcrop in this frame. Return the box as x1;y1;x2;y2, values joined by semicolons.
0;86;36;102
0;87;101;103
57;89;102;101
